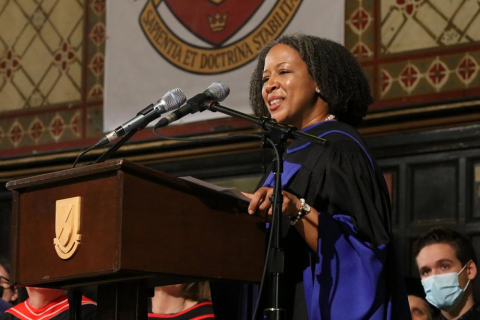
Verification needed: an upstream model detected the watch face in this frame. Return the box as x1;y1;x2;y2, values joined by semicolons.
303;202;311;213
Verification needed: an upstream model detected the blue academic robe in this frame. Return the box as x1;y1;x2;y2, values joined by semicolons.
212;120;411;320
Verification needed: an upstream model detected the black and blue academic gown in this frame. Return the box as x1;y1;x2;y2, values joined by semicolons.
212;120;411;320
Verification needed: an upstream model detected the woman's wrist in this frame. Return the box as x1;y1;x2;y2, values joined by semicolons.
290;198;311;225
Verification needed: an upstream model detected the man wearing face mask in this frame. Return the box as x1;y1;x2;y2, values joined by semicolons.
413;227;479;320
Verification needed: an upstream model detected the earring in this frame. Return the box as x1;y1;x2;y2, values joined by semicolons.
315;88;320;93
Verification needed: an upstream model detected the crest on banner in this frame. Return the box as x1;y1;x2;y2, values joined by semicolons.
139;0;303;74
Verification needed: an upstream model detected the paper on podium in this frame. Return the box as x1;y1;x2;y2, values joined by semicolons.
179;176;251;202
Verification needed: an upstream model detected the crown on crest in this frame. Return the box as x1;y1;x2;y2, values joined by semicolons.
208;12;228;32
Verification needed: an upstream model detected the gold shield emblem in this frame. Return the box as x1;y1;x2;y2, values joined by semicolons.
53;197;82;259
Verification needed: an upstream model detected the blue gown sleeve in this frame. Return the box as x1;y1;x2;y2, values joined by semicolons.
302;138;411;320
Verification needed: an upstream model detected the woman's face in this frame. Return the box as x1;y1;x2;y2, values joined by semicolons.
0;264;16;303
408;295;432;320
261;43;328;129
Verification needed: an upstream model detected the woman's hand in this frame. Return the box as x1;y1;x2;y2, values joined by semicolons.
243;187;319;252
242;187;301;218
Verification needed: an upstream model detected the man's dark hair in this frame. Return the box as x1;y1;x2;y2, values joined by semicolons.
413;227;477;266
249;33;373;127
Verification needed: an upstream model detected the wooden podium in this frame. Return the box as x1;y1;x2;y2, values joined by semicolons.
6;159;265;319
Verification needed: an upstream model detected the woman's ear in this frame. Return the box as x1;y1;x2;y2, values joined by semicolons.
11;287;18;302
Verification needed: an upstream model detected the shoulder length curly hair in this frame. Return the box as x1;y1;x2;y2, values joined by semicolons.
249;33;373;127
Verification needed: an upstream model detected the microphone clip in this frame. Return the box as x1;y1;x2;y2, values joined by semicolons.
185;93;215;112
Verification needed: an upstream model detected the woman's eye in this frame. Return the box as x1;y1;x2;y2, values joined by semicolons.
413;309;424;315
441;264;449;269
262;77;269;85
279;70;290;74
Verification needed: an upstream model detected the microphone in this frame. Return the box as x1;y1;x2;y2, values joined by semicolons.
154;82;230;129
95;88;186;147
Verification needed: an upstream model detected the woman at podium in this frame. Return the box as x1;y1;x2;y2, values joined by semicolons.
220;34;411;319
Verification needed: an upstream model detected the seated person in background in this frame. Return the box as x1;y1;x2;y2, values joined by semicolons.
149;281;214;319
0;287;96;320
413;227;479;320
0;297;10;316
0;257;18;315
405;277;438;320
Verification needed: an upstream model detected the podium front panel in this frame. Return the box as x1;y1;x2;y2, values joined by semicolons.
12;171;122;285
8;160;265;287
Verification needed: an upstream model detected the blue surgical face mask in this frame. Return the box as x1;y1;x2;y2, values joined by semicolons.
421;263;471;312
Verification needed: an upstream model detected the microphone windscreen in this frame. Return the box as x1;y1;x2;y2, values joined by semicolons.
162;88;186;111
206;82;230;102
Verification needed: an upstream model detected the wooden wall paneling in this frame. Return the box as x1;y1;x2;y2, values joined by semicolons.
374;130;480;297
458;158;468;229
396;162;409;276
145;148;270;180
471;160;480;220
409;161;458;225
383;169;398;226
407;236;419;278
469;233;480;299
0;187;12;257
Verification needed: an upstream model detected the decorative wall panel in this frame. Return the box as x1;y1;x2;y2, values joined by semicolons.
0;0;105;156
345;0;480;113
2;0;480;156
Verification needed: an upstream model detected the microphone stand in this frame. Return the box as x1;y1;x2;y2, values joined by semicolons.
204;101;327;147
91;99;158;164
202;101;327;320
263;127;287;320
73;104;157;167
93;128;138;164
